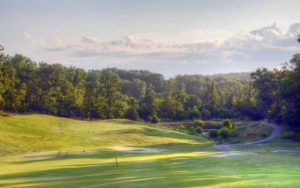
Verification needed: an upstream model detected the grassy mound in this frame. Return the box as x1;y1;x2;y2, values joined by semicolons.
0;114;207;156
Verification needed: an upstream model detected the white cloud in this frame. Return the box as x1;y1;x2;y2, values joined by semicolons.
24;32;33;40
288;23;300;34
20;23;300;76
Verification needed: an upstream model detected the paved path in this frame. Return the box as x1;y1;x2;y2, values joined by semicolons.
214;121;281;151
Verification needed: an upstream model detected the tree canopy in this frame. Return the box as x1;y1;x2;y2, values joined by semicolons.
0;45;299;131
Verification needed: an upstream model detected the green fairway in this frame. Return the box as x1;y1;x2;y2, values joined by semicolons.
0;115;300;187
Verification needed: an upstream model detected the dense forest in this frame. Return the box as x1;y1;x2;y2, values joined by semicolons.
0;45;299;131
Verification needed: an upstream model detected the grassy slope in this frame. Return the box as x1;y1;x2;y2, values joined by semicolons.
0;115;300;188
0;114;206;156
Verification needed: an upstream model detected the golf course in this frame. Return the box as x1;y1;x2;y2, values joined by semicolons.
2;1;300;187
0;114;300;188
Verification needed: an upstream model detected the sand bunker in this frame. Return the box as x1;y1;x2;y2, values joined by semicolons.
112;146;165;153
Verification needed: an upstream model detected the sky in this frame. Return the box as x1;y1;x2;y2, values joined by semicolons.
0;0;300;77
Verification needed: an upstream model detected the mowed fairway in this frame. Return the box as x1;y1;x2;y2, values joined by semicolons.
0;115;300;187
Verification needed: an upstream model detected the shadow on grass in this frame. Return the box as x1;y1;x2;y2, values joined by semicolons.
2;142;298;187
104;127;207;143
9;142;214;167
0;153;263;188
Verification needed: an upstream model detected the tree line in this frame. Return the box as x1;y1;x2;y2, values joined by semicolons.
0;45;299;131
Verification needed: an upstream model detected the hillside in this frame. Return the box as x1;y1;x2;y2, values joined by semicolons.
0;114;207;156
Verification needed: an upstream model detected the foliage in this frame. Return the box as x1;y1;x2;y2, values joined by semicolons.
219;127;229;139
195;126;203;134
208;129;218;139
125;98;140;121
193;119;205;128
1;45;299;129
222;119;233;129
177;124;186;132
150;114;160;123
188;127;197;135
251;53;300;132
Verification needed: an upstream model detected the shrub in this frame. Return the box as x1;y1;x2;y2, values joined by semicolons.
222;119;233;129
178;124;186;132
208;130;218;139
188;127;197;135
219;127;229;139
195;126;203;134
193;119;205;128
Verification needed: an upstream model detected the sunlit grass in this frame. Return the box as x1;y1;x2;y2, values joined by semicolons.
0;114;300;187
0;114;207;156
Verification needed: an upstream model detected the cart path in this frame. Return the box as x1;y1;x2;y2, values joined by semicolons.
214;121;281;151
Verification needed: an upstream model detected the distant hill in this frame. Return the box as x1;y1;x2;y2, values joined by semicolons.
207;72;252;81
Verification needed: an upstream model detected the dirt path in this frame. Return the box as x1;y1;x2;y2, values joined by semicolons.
214;121;281;151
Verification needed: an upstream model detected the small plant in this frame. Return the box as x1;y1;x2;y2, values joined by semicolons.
208;129;218;139
222;119;233;129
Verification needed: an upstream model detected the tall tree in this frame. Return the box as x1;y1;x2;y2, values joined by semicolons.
100;69;126;119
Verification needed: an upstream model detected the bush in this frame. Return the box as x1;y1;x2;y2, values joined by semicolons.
208;130;218;139
195;126;203;134
222;119;233;129
193;119;205;127
188;127;197;135
219;127;229;139
178;124;186;132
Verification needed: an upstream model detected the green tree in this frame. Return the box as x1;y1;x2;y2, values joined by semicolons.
100;69;126;119
125;98;140;121
83;71;103;118
139;86;159;121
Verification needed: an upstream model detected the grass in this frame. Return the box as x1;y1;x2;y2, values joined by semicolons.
226;123;273;144
0;114;300;187
0;114;206;156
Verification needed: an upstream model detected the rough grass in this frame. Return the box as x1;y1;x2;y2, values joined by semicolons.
227;123;273;144
0;114;300;188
